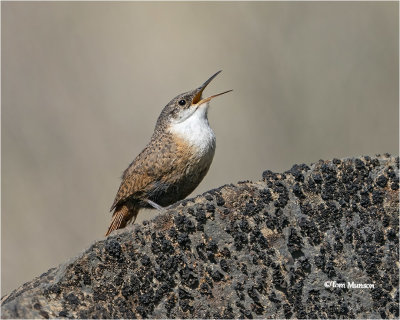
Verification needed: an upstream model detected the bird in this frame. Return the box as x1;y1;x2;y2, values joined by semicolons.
105;71;231;236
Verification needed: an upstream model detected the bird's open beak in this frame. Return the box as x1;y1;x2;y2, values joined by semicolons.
192;70;232;105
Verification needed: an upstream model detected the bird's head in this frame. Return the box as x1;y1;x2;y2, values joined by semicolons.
156;71;232;130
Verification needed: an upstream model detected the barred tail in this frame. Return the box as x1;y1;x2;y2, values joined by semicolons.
105;205;138;236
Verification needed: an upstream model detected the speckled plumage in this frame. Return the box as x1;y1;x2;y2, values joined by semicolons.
111;131;215;211
106;71;229;236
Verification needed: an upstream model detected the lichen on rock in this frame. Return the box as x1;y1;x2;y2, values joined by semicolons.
1;155;399;319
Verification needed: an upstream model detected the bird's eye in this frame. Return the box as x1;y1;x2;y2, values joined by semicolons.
178;99;186;106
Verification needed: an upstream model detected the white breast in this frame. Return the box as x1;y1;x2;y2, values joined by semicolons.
169;103;216;157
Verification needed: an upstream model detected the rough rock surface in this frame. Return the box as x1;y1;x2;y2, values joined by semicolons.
1;155;399;319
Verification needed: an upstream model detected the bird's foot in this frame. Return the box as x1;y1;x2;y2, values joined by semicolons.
145;199;164;211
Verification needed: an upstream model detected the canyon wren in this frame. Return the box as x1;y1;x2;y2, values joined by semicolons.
106;71;231;236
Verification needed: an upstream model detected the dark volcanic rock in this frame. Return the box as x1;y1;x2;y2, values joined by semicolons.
1;155;399;319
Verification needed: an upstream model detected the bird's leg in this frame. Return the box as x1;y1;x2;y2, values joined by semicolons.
145;199;164;211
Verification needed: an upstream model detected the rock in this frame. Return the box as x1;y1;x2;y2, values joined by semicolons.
1;155;399;319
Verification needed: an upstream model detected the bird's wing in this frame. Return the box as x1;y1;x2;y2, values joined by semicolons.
110;133;189;211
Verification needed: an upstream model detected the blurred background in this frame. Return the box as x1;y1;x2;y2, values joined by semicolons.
2;2;398;295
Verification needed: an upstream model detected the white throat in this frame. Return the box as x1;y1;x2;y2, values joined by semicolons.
169;103;216;154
